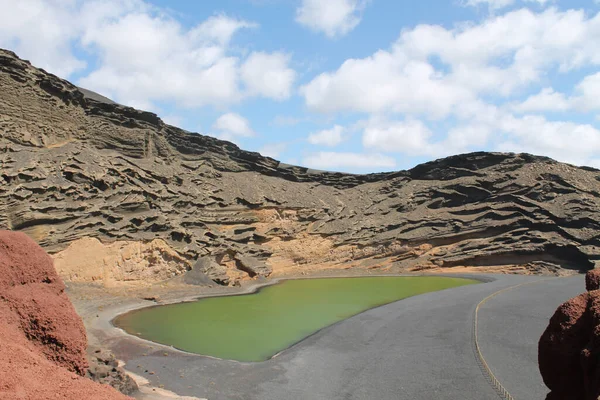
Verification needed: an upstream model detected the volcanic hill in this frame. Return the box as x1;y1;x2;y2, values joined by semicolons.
1;48;599;286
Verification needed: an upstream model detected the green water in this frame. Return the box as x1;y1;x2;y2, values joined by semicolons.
114;276;477;362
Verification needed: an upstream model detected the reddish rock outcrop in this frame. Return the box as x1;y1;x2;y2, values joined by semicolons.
586;269;600;291
539;270;600;400
0;230;132;399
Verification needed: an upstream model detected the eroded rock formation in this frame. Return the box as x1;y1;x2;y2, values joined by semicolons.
539;269;600;400
0;230;131;399
1;48;600;286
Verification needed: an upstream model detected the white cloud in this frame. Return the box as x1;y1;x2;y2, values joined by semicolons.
0;0;296;110
512;72;600;113
496;114;600;164
259;142;287;159
576;72;600;111
362;119;434;154
303;151;396;170
0;0;86;77
189;13;258;46
299;7;600;169
444;124;492;151
360;118;491;158
78;12;250;108
301;8;600;116
212;113;254;141
161;114;183;127
307;125;345;146
241;51;296;100
512;87;571;113
453;100;600;166
301;52;473;118
295;0;367;38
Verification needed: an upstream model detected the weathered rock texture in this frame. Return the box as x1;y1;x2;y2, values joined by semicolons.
87;348;138;396
0;230;131;399
539;270;600;400
1;48;600;286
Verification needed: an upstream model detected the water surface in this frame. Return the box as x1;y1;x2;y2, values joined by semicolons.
115;276;477;362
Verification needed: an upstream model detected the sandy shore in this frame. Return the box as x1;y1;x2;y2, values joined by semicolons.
69;278;284;400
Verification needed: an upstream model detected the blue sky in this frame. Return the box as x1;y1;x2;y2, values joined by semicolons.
1;0;600;172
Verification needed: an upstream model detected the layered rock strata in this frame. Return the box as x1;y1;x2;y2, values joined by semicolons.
1;48;599;286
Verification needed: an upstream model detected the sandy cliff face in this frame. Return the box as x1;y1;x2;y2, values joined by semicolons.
0;230;131;399
52;237;190;285
1;48;599;286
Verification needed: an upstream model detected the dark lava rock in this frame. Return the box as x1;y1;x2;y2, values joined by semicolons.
87;348;138;396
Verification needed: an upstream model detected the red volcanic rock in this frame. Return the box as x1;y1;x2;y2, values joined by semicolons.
586;269;600;291
0;230;132;399
539;270;600;400
539;292;590;400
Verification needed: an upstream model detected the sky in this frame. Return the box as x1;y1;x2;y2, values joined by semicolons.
1;0;600;173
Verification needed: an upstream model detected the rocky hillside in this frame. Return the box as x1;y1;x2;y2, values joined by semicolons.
1;49;599;286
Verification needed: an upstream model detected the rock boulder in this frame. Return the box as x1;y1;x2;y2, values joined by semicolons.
539;270;600;400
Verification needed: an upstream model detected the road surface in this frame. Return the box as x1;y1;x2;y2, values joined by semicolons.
112;274;583;400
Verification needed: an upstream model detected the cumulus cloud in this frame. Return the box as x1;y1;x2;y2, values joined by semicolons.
0;0;86;77
295;0;368;38
307;125;345;146
301;8;600;116
576;72;600;111
496;115;600;164
212;113;255;141
512;87;571;113
457;100;600;166
303;151;396;170
300;7;600;168
512;72;600;113
0;0;296;110
360;118;492;158
241;51;296;100
301;52;473;118
161;114;184;127
259;142;287;159
362;119;433;154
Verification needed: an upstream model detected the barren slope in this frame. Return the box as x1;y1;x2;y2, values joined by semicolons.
1;49;599;286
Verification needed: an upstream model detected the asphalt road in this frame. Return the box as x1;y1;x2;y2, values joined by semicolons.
117;274;584;400
477;275;584;400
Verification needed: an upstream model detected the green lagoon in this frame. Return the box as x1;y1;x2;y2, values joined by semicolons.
114;276;478;362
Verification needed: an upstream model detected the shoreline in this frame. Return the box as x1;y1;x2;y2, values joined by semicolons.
68;269;556;399
111;274;488;363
